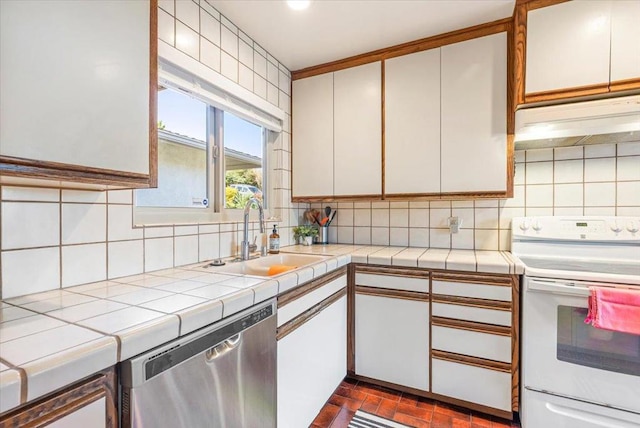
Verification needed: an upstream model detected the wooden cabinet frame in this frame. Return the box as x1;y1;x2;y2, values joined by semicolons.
348;264;520;420
0;1;158;190
0;367;117;428
513;0;640;105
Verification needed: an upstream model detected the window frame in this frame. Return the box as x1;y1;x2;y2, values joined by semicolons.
134;83;272;226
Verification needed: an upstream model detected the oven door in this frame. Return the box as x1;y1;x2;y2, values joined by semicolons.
522;276;640;414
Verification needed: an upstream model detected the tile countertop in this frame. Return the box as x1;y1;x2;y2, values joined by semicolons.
0;245;523;414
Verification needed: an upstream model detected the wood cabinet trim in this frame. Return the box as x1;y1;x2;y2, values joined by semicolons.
521;0;571;11
148;0;159;188
0;0;158;190
432;271;514;286
513;1;527;109
355;264;431;279
609;77;640;92
511;277;521;412
347;264;356;374
355;285;429;302
431;295;512;311
277;266;347;308
0;367;117;428
277;288;347;340
292;194;383;203
0;156;152;188
432;316;511;337
525;83;610;104
432;350;511;373
292;18;511;80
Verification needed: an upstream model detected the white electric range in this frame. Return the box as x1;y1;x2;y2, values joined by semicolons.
512;216;640;428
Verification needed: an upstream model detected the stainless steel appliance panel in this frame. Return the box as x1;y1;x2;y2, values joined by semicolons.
121;300;276;428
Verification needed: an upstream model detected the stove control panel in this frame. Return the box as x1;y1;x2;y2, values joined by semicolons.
512;216;640;241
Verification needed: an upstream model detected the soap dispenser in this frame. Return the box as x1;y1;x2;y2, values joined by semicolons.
269;225;280;254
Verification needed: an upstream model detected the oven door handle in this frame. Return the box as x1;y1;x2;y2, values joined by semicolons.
528;279;591;297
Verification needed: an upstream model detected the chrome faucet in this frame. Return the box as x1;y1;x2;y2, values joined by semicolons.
241;197;266;260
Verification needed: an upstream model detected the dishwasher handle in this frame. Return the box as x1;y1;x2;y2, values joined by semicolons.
206;333;241;361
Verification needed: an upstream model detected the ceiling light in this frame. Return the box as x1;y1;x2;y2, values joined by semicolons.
287;0;310;11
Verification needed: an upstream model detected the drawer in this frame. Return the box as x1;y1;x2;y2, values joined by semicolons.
432;302;511;327
355;273;429;293
432;358;511;412
432;280;511;302
432;325;511;363
278;275;346;327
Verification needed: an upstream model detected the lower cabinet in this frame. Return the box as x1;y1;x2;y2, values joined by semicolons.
0;367;117;427
355;293;429;391
351;265;519;420
277;268;347;428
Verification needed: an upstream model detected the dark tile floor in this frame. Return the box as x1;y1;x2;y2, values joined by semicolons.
311;378;521;428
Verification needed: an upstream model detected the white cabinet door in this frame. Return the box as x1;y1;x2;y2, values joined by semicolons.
0;0;150;175
355;293;429;391
526;1;612;93
292;73;334;197
47;398;106;428
384;49;441;195
441;32;507;194
277;296;347;428
334;62;382;196
432;359;511;412
610;0;640;82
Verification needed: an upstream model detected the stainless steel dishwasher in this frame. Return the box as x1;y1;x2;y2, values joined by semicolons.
120;299;276;428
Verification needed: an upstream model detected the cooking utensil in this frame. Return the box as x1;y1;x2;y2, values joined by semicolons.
325;206;331;218
327;210;337;226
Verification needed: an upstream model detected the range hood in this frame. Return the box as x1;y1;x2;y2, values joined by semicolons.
514;95;640;149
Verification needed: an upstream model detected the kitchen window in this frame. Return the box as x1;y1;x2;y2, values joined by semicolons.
135;61;279;225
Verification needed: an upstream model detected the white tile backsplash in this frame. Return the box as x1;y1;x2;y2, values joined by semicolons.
144;238;174;272
221;51;238;81
158;8;175;45
62;204;106;245
61;244;107;287
175;0;199;32
200;8;220;45
2;247;60;298
108;240;144;279
200;37;221;72
175;20;199;59
1;202;59;250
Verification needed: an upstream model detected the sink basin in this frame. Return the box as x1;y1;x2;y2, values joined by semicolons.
205;254;327;277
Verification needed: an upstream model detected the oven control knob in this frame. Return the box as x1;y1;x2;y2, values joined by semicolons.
532;220;542;231
610;222;622;233
519;220;530;231
627;221;639;233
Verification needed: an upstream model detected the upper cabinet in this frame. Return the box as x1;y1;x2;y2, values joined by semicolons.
441;32;507;194
524;0;640;103
292;22;512;201
334;63;382;197
292;62;382;200
526;1;611;94
292;73;334;198
610;0;640;85
0;0;157;189
384;49;441;196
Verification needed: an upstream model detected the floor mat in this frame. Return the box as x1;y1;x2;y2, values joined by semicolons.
348;410;411;428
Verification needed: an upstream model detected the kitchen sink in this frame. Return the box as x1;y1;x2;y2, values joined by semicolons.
205;254;328;277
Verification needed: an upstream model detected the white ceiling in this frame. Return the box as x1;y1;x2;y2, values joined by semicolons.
211;0;516;71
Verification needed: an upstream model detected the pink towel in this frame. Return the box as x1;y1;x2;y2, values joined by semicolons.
584;287;640;335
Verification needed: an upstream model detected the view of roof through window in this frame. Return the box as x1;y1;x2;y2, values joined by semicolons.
136;87;264;210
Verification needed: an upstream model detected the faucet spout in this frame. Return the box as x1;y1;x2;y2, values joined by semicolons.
241;198;265;260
